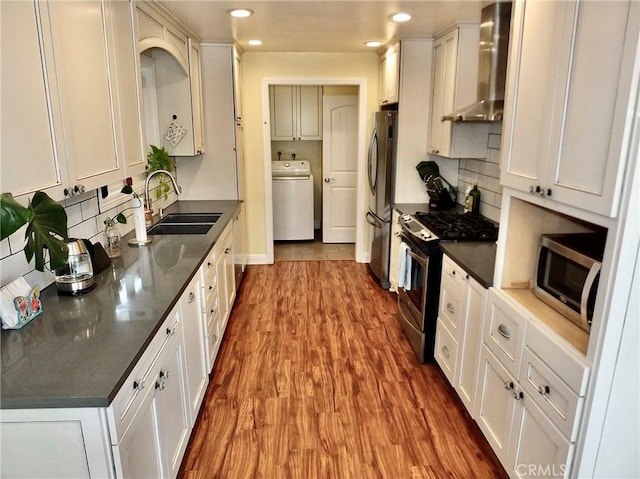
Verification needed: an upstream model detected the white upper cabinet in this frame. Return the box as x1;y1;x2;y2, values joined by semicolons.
428;26;489;159
269;85;322;141
379;43;400;105
136;2;204;156
501;0;639;217
1;0;142;201
1;1;63;199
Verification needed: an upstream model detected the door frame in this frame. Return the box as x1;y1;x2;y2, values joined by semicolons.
262;77;368;264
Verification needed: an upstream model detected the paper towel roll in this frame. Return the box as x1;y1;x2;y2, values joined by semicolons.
132;196;147;244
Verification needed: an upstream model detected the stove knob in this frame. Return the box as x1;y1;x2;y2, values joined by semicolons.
402;214;412;222
420;229;432;239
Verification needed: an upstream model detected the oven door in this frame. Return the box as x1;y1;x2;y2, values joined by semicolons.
397;234;429;331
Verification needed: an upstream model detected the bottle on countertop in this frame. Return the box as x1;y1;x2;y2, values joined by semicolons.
465;182;481;214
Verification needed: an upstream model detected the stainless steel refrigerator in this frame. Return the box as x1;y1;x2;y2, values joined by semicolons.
366;110;397;289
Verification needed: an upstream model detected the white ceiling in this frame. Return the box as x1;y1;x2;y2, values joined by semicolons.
158;1;489;53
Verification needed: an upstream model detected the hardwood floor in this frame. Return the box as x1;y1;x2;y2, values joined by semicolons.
178;261;508;479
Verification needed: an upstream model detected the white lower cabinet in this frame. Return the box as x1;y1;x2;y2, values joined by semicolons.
111;307;190;479
476;345;521;466
509;392;573;479
474;288;590;478
180;273;208;427
200;221;235;372
434;255;487;416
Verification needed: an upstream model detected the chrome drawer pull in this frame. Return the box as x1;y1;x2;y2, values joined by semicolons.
504;381;514;391
133;379;145;392
442;345;450;358
497;324;511;340
538;385;550;396
188;292;196;303
513;390;524;400
446;303;455;314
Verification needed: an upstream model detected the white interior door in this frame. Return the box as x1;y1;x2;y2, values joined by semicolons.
322;95;358;243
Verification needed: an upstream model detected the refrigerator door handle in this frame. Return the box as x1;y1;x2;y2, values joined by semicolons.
367;129;378;194
366;210;389;227
366;211;381;228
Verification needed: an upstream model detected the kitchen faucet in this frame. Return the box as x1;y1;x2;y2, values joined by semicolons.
144;169;181;212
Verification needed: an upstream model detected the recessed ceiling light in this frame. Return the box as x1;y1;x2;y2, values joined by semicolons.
365;41;382;48
248;39;263;46
228;9;253;18
390;12;412;22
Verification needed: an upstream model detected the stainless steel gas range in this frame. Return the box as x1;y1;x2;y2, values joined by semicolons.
397;211;498;363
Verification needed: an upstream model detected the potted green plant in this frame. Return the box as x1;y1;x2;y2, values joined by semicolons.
146;145;176;201
0;191;68;271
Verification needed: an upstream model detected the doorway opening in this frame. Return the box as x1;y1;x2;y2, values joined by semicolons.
263;79;366;263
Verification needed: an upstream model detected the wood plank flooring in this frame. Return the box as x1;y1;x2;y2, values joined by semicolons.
178;261;508;479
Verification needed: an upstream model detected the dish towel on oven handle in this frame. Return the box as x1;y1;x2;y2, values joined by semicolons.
397;241;413;290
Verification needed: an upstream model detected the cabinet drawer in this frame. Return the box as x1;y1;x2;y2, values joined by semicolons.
439;279;465;336
483;289;527;377
520;347;582;441
525;320;590;395
442;255;468;288
108;310;180;442
206;313;221;370
206;295;219;331
435;319;458;384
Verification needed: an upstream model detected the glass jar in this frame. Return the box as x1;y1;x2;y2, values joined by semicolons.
104;221;122;258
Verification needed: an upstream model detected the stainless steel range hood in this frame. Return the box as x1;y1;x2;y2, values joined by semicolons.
443;2;512;122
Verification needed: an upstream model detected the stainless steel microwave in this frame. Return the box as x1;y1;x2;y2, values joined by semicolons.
533;233;606;332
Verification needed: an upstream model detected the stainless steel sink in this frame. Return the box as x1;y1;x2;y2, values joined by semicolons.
147;223;214;235
158;213;222;224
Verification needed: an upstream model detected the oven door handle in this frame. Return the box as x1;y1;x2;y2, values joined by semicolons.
406;248;428;268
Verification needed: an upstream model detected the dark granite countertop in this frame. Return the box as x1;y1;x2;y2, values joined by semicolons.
0;200;240;410
394;203;496;288
439;242;497;288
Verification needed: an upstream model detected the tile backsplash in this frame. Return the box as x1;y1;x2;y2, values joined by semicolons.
456;122;503;222
0;182;177;289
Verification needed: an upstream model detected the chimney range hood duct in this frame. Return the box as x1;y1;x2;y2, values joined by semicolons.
443;2;512;122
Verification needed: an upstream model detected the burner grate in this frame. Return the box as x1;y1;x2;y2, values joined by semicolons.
414;211;498;242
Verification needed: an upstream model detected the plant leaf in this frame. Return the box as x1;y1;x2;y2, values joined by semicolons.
115;213;127;224
121;185;133;195
0;193;30;241
23;191;68;271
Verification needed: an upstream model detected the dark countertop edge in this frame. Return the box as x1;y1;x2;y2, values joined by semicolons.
0;200;241;410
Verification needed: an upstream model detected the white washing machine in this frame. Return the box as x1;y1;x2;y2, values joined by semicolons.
272;160;314;241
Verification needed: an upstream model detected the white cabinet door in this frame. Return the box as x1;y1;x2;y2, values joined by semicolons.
188;39;205;154
180;272;208;428
501;0;638;217
509;394;572;479
455;277;486;417
298;85;322;140
154;312;190;479
428;26;488;159
270;85;322;141
379;43;399;105
0;1;65;199
270;85;297;140
107;0;147;178
476;345;521;467
114;381;163;479
45;0;122;191
222;227;236;330
428;30;457;157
